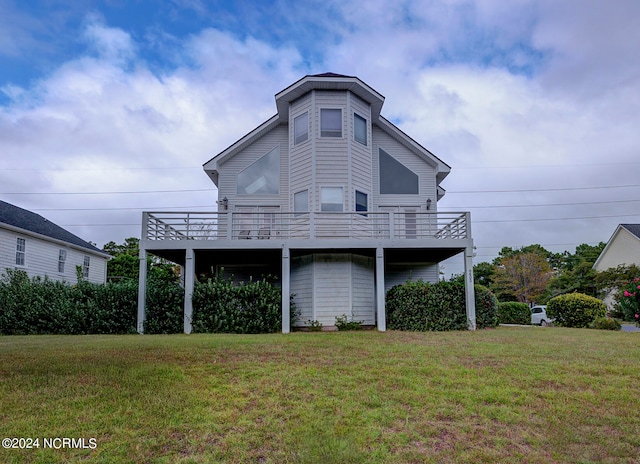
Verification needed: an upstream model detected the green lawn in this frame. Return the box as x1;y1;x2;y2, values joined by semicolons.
1;327;639;463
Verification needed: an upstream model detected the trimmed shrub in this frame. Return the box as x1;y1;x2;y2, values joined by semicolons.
191;276;285;334
475;284;499;329
386;280;468;331
546;293;606;328
590;317;621;331
143;278;185;334
498;301;531;325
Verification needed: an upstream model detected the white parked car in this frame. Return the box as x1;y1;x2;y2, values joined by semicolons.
531;305;553;326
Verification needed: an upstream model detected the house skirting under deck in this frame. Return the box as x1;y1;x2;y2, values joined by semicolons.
136;243;476;334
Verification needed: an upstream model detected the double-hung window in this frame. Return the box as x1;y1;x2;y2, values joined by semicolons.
294;112;309;145
15;238;25;266
58;249;67;273
320;109;342;137
294;190;309;216
354;113;367;145
83;256;90;278
356;190;368;214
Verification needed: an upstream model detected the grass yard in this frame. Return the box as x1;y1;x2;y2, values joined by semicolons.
1;327;639;463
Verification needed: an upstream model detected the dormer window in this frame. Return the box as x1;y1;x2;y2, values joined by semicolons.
320;109;342;137
294;112;308;145
237;146;280;195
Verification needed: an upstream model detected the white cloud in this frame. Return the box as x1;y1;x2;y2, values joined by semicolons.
1;0;639;266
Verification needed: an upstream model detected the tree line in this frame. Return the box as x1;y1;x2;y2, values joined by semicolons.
453;243;640;313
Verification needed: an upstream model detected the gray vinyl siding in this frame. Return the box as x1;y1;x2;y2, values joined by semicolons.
291;254;314;326
314;253;351;325
0;227;107;284
351;255;375;324
372;126;437;211
217;124;289;210
349;94;373;210
385;263;439;291
289;94;313;209
314;91;349;209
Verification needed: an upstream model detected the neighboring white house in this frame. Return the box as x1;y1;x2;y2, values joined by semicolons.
0;200;109;284
137;73;476;333
593;224;640;272
593;224;640;310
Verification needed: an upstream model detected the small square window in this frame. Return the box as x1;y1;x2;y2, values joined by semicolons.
321;187;343;212
294;112;308;145
321;109;342;137
354;113;367;145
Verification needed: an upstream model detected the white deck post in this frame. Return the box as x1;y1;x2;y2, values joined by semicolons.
184;248;195;334
464;245;476;330
376;247;386;331
282;247;291;333
137;248;147;334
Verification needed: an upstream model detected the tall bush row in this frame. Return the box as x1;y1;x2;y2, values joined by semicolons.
0;270;291;335
386;280;498;331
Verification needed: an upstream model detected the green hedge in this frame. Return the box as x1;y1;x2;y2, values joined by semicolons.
546;292;606;328
386;281;498;331
0;269;290;335
498;301;531;325
191;276;286;334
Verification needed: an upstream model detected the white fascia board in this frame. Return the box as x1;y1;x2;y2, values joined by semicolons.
202;115;281;186
592;224;623;270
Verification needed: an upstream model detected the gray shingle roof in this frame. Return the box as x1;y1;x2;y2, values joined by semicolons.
621;224;640;239
0;200;105;254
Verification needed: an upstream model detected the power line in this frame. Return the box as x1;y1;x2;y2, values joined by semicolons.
1;189;215;195
447;184;640;194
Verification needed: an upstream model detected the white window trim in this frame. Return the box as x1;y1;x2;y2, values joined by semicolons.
58;249;67;274
15;237;26;267
83;256;90;278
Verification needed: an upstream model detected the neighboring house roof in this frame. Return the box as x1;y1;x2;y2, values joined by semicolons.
203;73;451;186
0;200;108;256
593;224;640;271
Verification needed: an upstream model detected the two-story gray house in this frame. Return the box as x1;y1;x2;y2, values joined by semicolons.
137;73;475;333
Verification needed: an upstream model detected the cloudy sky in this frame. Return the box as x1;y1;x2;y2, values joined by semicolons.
1;0;639;274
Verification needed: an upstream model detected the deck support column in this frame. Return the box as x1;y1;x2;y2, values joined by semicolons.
282;247;290;333
137;248;147;334
184;248;195;334
376;247;386;332
464;246;476;330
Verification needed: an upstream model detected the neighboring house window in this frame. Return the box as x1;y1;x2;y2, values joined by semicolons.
321;187;343;212
379;149;419;194
58;249;67;273
355;190;368;213
320;109;342;137
294;190;308;216
237;146;280;195
15;238;25;266
83;256;90;278
354;113;367;145
294;112;308;145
